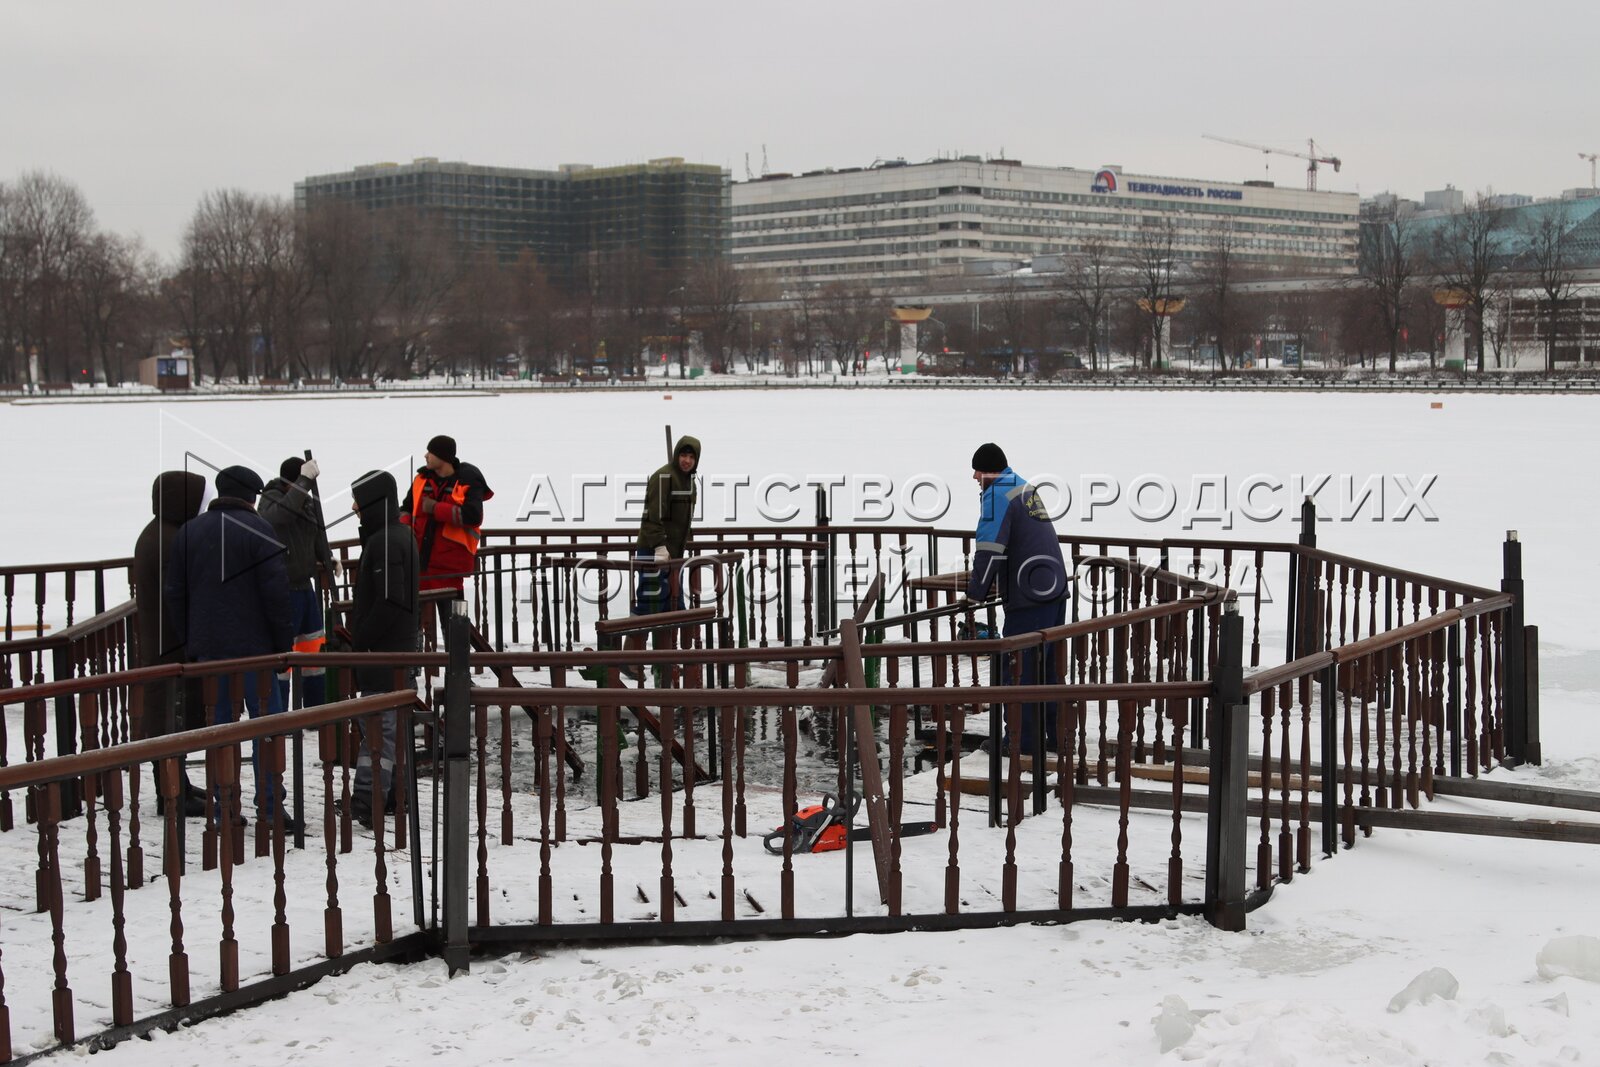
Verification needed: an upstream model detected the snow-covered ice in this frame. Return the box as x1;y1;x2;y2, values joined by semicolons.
4;388;1600;1065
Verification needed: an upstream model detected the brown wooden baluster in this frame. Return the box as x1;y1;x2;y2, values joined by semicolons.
77;692;104;901
339;719;354;856
682;661;699;840
1375;646;1391;808
103;770;133;1025
159;758;190;1005
659;701;676;922
1257;687;1274;890
319;724;343;958
1166;694;1186;904
1003;699;1021;913
393;695;409;852
1342;661;1356;848
1391;643;1406;810
37;782;74;1042
475;700;489;928
735;661;748;839
259;735;288;974
500;700;513;846
215;746;240;992
600;701;618;925
365;714;392;943
537;706;553;926
888;701;906;916
1109;689;1133;907
200;678;219;871
720;703;736;922
933;656;948;830
1074;639;1090;787
1059;688;1075;911
947;700;964;915
1296;675;1311;873
553;668;569;843
1489;615;1504;762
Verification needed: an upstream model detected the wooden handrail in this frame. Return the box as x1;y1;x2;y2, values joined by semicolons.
0;690;420;791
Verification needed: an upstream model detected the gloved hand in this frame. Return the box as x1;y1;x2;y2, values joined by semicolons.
653;545;670;564
330;558;344;581
300;458;321;481
421;494;438;513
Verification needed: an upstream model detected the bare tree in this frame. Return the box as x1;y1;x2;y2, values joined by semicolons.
303;200;386;380
2;171;95;384
685;256;743;375
1055;236;1117;370
378;210;464;380
1124;217;1179;369
1520;204;1577;371
508;251;569;377
988;274;1035;377
68;232;150;384
816;281;881;375
256;200;315;379
1192;223;1253;370
1428;191;1504;373
1359;203;1418;372
181;189;277;382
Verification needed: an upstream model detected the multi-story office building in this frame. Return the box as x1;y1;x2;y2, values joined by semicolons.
732;157;1360;287
295;156;730;284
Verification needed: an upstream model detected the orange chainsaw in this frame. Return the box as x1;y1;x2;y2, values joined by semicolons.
762;794;938;855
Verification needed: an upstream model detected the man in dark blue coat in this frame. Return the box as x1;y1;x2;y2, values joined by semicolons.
165;464;294;826
966;443;1069;752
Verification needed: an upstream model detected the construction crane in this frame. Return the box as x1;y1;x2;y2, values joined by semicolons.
1582;152;1598;189
1202;134;1343;191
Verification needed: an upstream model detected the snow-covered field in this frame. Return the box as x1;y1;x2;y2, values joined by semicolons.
5;388;1600;1065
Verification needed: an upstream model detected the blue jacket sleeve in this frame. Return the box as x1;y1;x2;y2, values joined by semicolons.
967;486;1012;600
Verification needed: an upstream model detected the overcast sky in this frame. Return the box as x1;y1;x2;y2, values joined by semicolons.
4;0;1595;260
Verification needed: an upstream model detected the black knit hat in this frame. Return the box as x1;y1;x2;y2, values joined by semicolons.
216;465;264;501
427;435;458;465
280;457;304;482
971;443;1007;473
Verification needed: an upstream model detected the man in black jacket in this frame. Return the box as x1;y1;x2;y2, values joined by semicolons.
132;469;207;814
165;464;294;826
348;470;420;826
259;456;335;712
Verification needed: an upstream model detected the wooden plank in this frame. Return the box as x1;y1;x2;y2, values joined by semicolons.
840;620;893;904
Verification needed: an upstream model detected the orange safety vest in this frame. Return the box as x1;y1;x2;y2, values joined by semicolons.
410;472;482;557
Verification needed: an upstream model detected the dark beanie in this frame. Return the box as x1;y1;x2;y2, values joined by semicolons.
427;435;458;465
216;465;264;501
279;457;304;482
971;443;1007;473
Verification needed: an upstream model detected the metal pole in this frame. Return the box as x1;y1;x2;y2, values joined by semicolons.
442;602;471;973
1206;603;1246;931
1502;531;1530;764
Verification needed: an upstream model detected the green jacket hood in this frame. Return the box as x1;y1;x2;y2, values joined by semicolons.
673;435;701;471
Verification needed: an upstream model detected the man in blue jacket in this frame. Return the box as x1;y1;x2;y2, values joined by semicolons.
165;464;295;829
966;443;1069;751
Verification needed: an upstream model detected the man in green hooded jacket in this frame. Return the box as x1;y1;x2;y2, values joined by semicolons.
633;435;700;615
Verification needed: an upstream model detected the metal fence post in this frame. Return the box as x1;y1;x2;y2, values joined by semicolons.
1502;531;1529;764
442;601;471;974
1205;603;1246;932
1524;624;1542;766
816;485;834;634
1294;496;1318;661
